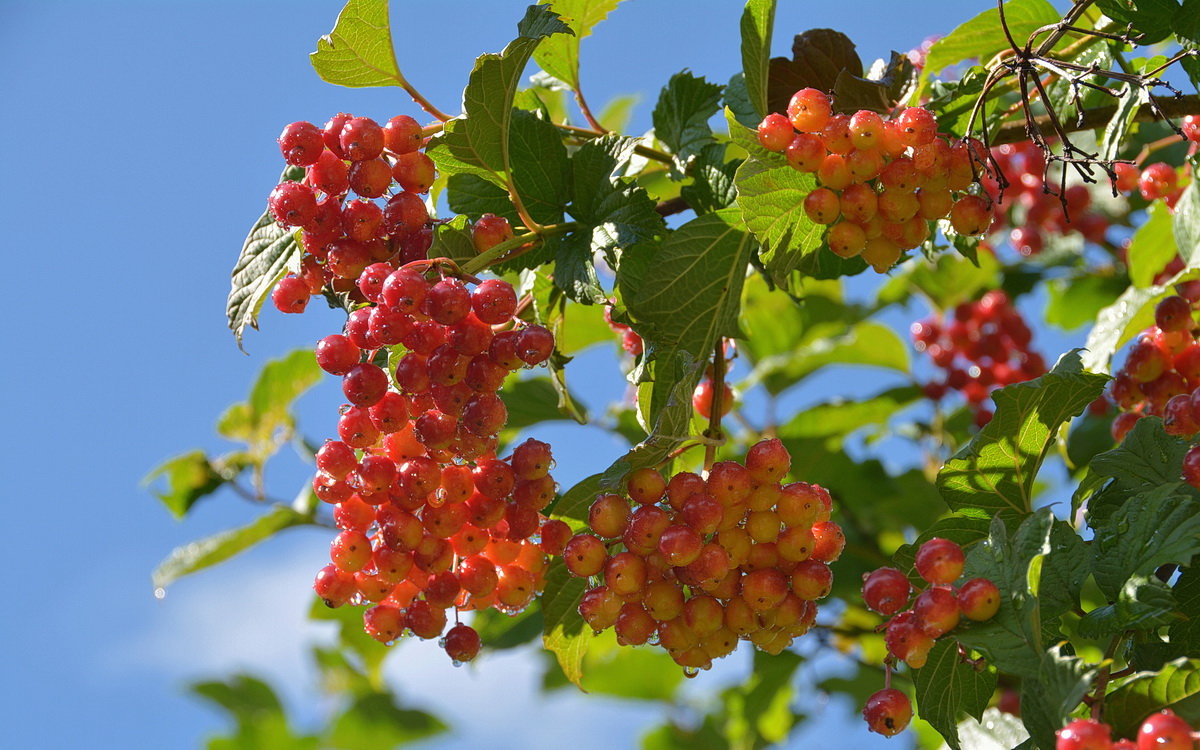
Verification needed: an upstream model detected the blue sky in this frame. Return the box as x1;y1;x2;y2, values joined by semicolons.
2;1;1073;747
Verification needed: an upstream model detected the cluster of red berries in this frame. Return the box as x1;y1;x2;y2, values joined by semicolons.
308;263;564;664
985;142;1111;256
265;113;515;314
604;304;643;358
265;113;566;663
756;89;991;272
860;538;1000;737
1055;710;1197;749
559;439;837;672
911;291;1046;426
1108;292;1200;442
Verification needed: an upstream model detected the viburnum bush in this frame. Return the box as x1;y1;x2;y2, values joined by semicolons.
146;0;1200;747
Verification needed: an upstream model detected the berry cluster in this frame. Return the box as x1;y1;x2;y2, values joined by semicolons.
1108;292;1200;443
265;113;514;314
985;141;1112;256
560;439;837;672
911;291;1046;426
604;304;643;357
266;115;566;664
860;538;1001;738
756;89;991;272
1056;710;1197;750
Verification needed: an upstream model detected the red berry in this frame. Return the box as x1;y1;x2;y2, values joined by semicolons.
1137;709;1192;750
1139;163;1178;201
1056;718;1113;750
382;115;423;155
391;151;436;193
313;563;357;607
471;279;518;324
472;214;515;253
915;537;965;585
787;88;832;132
278;121;324;167
895;107;938;147
1156;295;1193;333
863;688;912;737
268;181;318;227
443;623;481;663
757;113;794;151
271;275;310;313
913;585;960;637
1184;445;1200;490
339;116;384;161
862;567;911;615
958;577;1001;621
515;325;555;365
342;363;390;407
693;379;733;419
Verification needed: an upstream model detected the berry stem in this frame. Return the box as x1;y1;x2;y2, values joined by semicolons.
553;122;674;164
1088;632;1127;721
574;83;607;133
702;340;727;472
460;223;577;275
392;72;452;123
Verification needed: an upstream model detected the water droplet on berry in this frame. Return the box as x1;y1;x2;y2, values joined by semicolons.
438;637;447;647
451;659;463;668
682;667;700;679
153;587;166;600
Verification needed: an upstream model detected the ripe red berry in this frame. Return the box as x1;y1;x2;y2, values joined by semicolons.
268;181;318;227
1137;709;1192;750
862;567;911;615
339;116;384;161
1056;718;1113;750
787;88;832;132
757;112;794;151
863;688;912;737
278;121;324;167
693;379;733;419
895;107;938;147
443;623;482;663
1182;446;1200;490
342;363;390;407
915;537;965;585
382;115;423;154
313;563;357;607
516;325;555;365
472;213;515;253
913;585;960;637
1139;163;1178;201
1156;295;1193;333
272;275;310;313
391;151;436;193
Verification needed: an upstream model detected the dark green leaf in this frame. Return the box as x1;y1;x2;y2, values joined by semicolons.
1095;0;1180;44
427;215;477;266
310;0;403;88
227;210;301;352
1171;566;1200;653
327;692;447;749
833;52;916;114
937;350;1108;516
152;505;307;590
1105;658;1200;737
446;173;518;223
532;0;622;90
1082;416;1196;523
914;639;997;750
1092;487;1200;599
652;71;724;168
1018;646;1096;750
739;0;776;120
1078;575;1178;639
499;377;588;442
680;143;739;215
1175;183;1200;268
552;232;608;303
509;109;571;225
766;29;862;116
922;0;1060;79
144;450;227;519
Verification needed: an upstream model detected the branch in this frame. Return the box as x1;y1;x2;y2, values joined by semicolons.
990;94;1200;146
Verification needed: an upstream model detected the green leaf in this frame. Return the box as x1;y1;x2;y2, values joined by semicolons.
144;450;227;519
427;6;572;185
1078;574;1179;638
472;604;544;650
720;650;805;750
1105;658;1200;738
248;350;323;432
748;321;909;396
509;109;571;225
597;93;638;132
1082;272;1188;373
922;0;1060;78
1175;182;1200;268
193;674;319;750
1129;201;1180;288
619;209;753;429
652;71;724;168
734;153;825;287
307;596;389;676
543;629;683;700
679;143;740;216
152;505;307;591
1100;83;1143;161
540;557;589;687
914;639;997;750
227;210;301;352
310;0;403;88
532;0;621;90
1018;646;1097;750
327;693;447;749
427;214;477;266
446;173;518;223
1171;566;1200;652
1045;274;1128;331
937;350;1108;516
1096;0;1181;45
499;376;588;443
739;0;776;121
1081;416;1197;523
1092;487;1200;600
779;385;920;440
878;251;1001;311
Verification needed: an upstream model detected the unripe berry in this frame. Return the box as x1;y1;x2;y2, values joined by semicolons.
363;604;405;643
848;110;885;151
785;133;825;172
949;195;992;236
588;493;631;538
863;688;912;737
790;559;833;600
563;534;607;577
827;221;866;258
627;467;666;504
